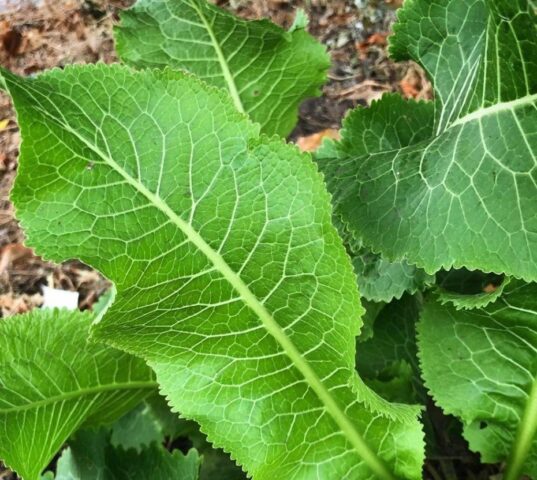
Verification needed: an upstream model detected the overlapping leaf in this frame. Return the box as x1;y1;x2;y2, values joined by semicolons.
2;65;424;479
328;202;433;308
110;395;245;479
319;0;537;280
44;428;200;480
115;0;329;137
356;295;424;405
0;309;156;480
435;268;511;310
419;281;537;479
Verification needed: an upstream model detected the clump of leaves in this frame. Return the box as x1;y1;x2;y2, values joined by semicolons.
0;0;536;479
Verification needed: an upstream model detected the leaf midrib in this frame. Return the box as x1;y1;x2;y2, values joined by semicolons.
504;374;537;480
334;91;537;164
450;92;537;128
187;0;245;114
0;381;157;414
10;76;397;479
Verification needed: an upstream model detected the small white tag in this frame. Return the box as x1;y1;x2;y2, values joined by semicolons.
42;286;79;310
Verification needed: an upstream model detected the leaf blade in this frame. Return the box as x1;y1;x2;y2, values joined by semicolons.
318;0;537;280
115;0;330;137
3;65;424;480
0;309;156;480
418;281;537;477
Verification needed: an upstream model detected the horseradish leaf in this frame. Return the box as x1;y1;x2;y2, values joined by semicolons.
435;268;511;310
0;309;156;480
318;0;537;280
3;65;424;479
419;281;537;479
48;428;200;480
115;0;330;137
325;192;434;303
357;295;425;404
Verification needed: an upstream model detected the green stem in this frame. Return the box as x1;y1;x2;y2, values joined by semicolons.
504;377;537;480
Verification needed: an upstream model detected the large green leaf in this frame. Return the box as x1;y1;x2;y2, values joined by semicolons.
0;309;156;480
45;428;200;480
318;0;537;281
418;281;537;479
115;0;329;137
2;65;424;479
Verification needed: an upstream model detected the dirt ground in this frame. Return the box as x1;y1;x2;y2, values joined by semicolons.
0;1;434;478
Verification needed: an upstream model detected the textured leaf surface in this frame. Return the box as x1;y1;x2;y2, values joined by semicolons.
3;65;423;480
109;402;165;452
0;309;156;480
115;0;329;137
319;0;537;280
317;96;435;302
48;428;199;480
418;281;537;478
352;252;434;303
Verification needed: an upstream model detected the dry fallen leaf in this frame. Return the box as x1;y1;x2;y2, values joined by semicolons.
296;128;340;152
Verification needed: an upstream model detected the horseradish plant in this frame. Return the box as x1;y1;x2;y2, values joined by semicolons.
0;0;535;478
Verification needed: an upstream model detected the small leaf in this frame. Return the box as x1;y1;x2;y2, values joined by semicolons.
115;0;330;137
49;428;200;480
357;295;425;404
352;251;435;303
418;281;537;479
111;395;246;479
0;309;156;480
435;268;511;310
110;402;165;452
318;1;537;280
2;65;424;479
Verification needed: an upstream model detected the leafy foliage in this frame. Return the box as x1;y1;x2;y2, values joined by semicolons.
435;268;511;310
419;281;537;479
115;0;330;137
1;65;423;479
110;395;245;479
2;0;537;478
328;209;434;304
319;0;537;281
44;428;200;480
356;296;424;405
0;309;155;480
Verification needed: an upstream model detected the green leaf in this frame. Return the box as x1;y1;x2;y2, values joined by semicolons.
109;402;165;452
318;1;537;281
49;428;200;480
356;295;425;404
317;96;435;302
2;65;424;479
0;309;156;480
110;395;246;480
357;299;385;343
115;0;330;137
352;252;435;303
418;281;537;479
435;268;511;310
